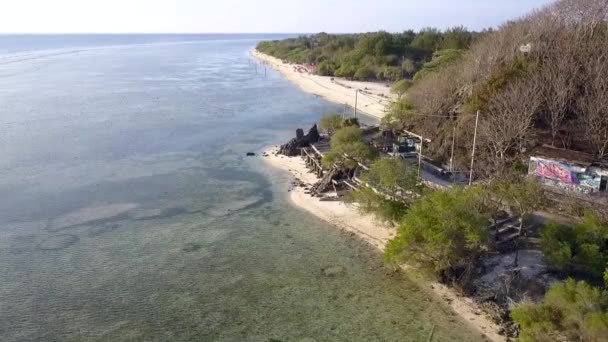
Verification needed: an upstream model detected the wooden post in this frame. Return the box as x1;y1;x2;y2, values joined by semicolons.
469;110;480;186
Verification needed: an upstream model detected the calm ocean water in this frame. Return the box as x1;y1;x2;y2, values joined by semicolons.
0;35;482;341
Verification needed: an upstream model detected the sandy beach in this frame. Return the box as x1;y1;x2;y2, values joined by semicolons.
251;50;396;119
262;147;505;342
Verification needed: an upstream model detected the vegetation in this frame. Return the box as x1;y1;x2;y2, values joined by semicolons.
380;99;416;132
390;79;414;98
257;29;481;81
349;158;421;223
321;126;377;169
490;175;544;229
318;114;360;136
412;49;464;81
541;211;608;278
318;114;344;135
511;278;608;342
385;186;492;274
383;0;608;177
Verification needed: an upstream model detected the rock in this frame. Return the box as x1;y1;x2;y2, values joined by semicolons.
278;124;321;156
246;152;255;156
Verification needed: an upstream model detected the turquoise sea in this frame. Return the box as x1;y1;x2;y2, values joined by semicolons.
0;34;483;341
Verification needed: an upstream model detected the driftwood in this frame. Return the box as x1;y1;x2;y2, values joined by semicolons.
310;167;341;196
279;124;320;156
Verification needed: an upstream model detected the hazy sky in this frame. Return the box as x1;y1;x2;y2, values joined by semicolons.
1;0;555;33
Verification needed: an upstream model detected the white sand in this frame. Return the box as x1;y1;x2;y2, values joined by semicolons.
251;50;396;119
263;148;505;342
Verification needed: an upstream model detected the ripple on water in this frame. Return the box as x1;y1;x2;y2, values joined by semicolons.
38;234;79;250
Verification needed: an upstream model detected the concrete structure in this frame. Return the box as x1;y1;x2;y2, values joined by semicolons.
529;146;608;195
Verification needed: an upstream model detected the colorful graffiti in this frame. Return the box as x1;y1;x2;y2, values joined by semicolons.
533;160;578;184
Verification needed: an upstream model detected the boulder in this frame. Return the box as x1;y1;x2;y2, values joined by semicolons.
279;124;321;156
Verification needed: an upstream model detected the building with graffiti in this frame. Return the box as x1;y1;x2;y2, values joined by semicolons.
529;146;608;195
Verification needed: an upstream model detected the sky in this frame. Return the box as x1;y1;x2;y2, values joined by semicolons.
1;0;555;34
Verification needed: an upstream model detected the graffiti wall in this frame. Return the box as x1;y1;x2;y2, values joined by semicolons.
530;158;602;194
531;159;577;184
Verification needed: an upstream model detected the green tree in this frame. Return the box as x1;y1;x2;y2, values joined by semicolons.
361;158;420;200
490;175;544;231
322;126;377;169
402;58;416;78
413;49;464;81
440;26;474;50
411;27;442;52
511;279;608;342
318;114;344;135
354;66;374;80
349;187;408;224
381;99;415;132
390;79;414;98
317;60;336;76
385;186;491;273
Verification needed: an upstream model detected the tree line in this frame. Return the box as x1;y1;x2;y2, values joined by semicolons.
256;28;483;81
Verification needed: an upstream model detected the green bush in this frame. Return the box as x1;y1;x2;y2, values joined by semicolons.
334;64;357;78
380;99;416;132
318;114;343;135
354;66;375;80
348;154;420;224
342;117;359;127
413;49;464;81
390;79;414;97
321;126;377;169
385;186;492;273
540;211;608;278
511;279;608;342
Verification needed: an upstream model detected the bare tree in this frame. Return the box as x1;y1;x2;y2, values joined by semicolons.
481;79;542;164
578;51;608;158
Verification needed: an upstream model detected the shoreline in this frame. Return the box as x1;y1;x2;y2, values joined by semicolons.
262;147;505;342
251;49;396;120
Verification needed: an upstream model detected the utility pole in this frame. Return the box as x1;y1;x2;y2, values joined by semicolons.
353;89;358;118
450;125;456;182
469;110;480;186
418;139;423;180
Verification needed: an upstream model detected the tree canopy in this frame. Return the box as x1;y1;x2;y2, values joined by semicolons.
541;211;608;278
321;126;377;169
